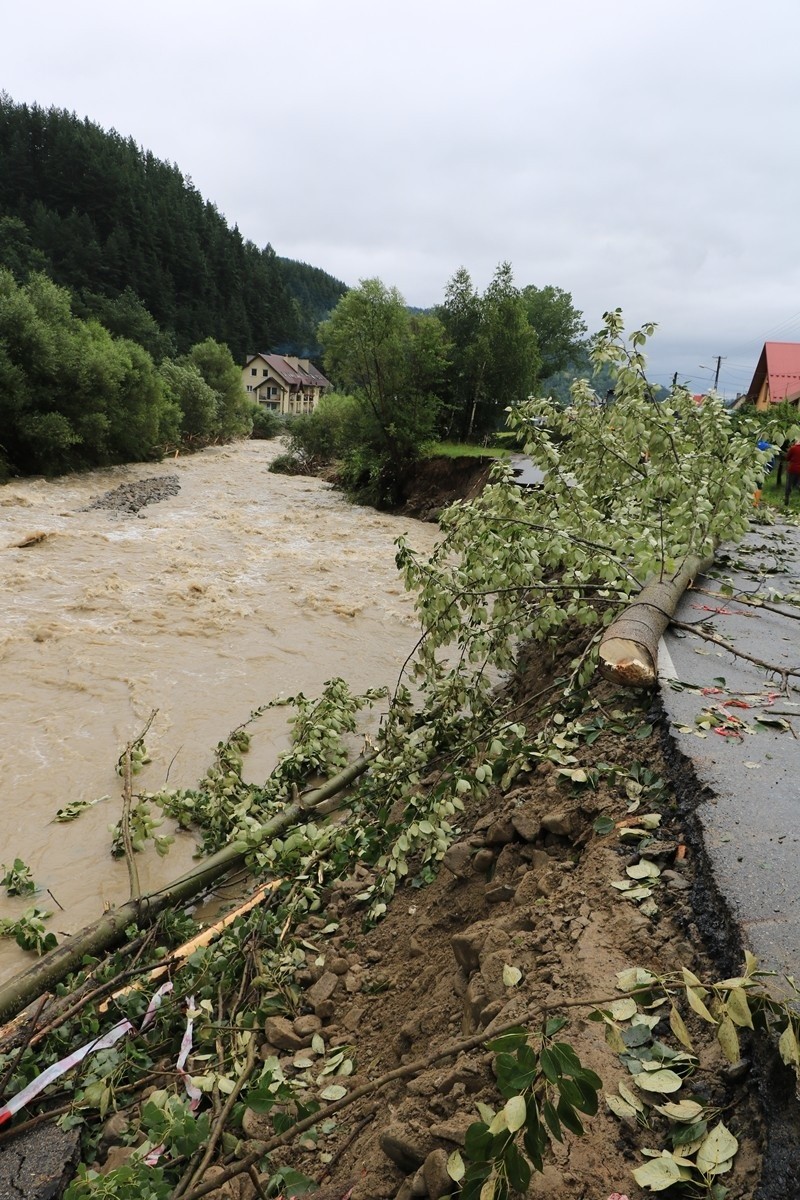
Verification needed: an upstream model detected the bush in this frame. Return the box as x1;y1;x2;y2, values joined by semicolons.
269;452;308;476
249;404;283;439
286;392;362;466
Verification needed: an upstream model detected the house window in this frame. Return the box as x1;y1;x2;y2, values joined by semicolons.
262;369;268;376
251;368;257;376
246;385;253;392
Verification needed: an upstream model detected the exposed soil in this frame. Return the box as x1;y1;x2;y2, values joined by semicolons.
156;640;772;1200
395;457;496;522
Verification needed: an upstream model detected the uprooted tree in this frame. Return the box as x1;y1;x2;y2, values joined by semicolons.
0;312;793;1200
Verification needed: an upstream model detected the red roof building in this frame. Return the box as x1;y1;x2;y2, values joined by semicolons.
745;342;800;409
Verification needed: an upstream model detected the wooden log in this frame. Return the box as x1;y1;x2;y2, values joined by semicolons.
0;754;373;1023
598;552;715;688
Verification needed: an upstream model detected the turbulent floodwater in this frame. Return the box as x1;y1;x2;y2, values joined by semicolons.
0;440;438;983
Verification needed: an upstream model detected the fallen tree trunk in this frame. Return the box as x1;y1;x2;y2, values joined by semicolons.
598;551;715;687
0;754;373;1024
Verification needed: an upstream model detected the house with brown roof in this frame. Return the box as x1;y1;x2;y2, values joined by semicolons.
744;342;800;410
242;353;332;416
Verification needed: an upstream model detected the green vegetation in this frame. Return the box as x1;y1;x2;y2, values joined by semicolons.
428;441;511;459
0;316;794;1199
316;279;450;503
0;270;260;477
0;95;343;361
280;265;587;502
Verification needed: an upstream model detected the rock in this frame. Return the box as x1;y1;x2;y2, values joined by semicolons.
410;1168;428;1196
492;843;521;880
264;1016;304;1051
451;921;510;974
472;847;495;874
327;955;350;976
485;816;516;845
84;475;181;515
484;882;514;904
380;1124;430;1171
100;1145;136;1175
429;1113;475;1144
662;869;691;890
99;1112;129;1151
199;1165;256;1199
394;1182;417;1200
293;1013;322;1038
541;810;574;837
513;870;543;907
422;1147;453;1198
315;998;336;1022
722;1057;750;1082
442;841;473;878
511;805;542;842
307;970;340;1009
463;974;490;1029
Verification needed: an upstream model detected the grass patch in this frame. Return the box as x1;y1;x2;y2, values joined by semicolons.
427;441;511;460
757;474;800;516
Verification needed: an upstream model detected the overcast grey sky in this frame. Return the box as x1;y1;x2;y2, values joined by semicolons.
3;0;799;393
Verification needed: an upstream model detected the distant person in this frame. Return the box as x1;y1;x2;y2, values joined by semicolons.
775;439;790;487
784;439;800;506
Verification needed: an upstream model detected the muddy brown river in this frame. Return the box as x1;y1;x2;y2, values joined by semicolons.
0;440;438;984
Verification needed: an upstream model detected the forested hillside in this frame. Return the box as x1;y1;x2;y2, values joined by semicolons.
0;95;346;361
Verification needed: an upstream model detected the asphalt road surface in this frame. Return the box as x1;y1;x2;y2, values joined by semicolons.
660;522;800;982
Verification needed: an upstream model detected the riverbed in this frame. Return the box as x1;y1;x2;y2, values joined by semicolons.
0;439;438;983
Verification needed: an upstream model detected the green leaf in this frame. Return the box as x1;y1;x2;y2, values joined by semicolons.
542;1099;562;1143
593;815;615;835
633;1069;683;1094
503;1094;526;1132
447;1150;465;1183
486;1027;527;1053
696;1122;739;1176
669;1005;693;1051
504;1142;531;1192
632;1154;684;1191
539;1048;560;1083
464;1121;492;1162
555;1097;584;1136
778;1021;800;1067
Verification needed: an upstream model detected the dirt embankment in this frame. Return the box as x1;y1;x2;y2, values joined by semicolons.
395;456;497;522
234;653;763;1200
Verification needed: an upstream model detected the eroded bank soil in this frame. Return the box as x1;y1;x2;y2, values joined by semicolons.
139;644;779;1200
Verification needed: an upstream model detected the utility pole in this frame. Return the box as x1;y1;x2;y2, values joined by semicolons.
699;356;726;392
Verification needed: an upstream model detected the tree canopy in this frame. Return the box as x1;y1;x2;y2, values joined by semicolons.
0;270;257;478
318;278;450;502
0;95;340;361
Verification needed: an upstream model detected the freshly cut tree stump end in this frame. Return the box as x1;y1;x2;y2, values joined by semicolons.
597;637;656;687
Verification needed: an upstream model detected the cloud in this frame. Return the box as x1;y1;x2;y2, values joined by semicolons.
2;0;800;393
